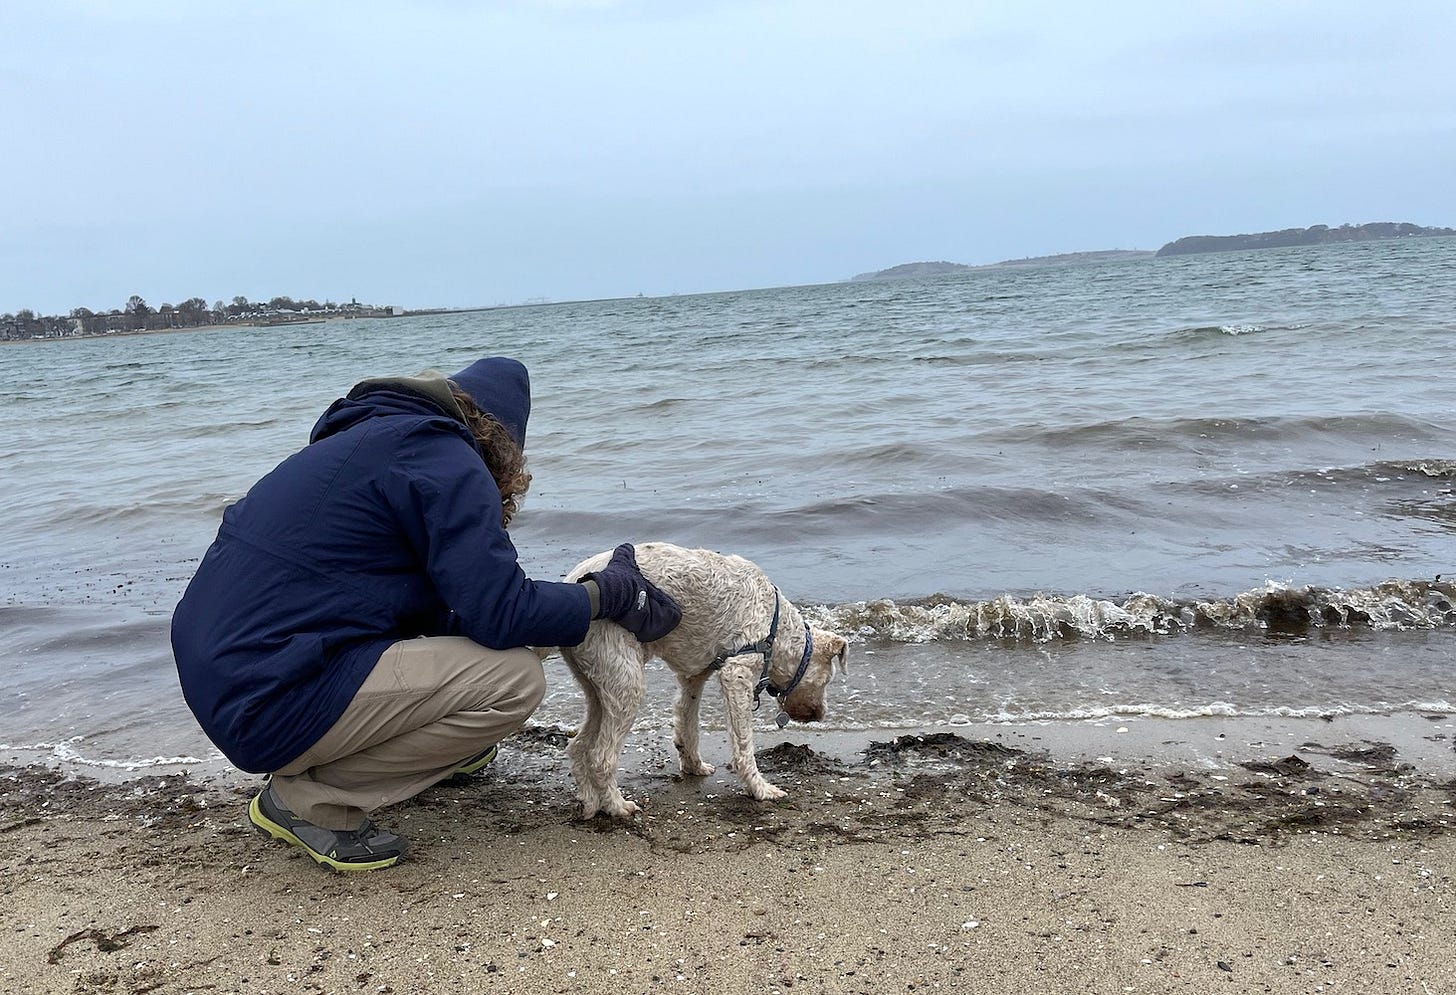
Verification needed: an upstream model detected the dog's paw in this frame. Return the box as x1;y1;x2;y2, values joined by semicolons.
605;798;641;820
578;799;638;821
748;781;787;802
681;760;715;777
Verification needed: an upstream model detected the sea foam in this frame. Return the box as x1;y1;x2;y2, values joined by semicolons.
804;578;1456;644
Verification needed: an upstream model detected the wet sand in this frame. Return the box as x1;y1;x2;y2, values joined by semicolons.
3;718;1454;994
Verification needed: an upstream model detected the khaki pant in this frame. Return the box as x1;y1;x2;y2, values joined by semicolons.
268;637;545;830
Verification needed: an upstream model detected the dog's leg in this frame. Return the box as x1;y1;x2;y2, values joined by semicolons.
563;626;649;820
560;646;610;818
672;671;715;777
589;656;646;819
717;657;786;801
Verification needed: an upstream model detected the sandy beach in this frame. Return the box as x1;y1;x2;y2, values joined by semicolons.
3;716;1453;995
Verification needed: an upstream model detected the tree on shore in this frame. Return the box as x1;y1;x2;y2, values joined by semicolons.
2;292;392;340
124;295;152;331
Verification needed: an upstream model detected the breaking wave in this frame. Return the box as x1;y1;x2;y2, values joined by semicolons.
805;579;1456;643
1165;323;1276;341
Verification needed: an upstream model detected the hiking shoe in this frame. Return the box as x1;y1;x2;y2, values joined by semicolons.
248;784;407;872
450;743;499;780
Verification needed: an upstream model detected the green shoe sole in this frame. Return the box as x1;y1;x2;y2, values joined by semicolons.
451;743;499;779
248;794;403;873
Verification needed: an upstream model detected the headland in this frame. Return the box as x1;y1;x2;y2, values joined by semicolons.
852;220;1454;281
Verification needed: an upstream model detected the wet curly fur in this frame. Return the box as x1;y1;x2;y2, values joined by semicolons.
558;543;848;819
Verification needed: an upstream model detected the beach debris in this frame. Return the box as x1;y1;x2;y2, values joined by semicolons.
514;724;574;749
1239;755;1314;777
757;742;847;776
863;732;1024;767
47;925;158;964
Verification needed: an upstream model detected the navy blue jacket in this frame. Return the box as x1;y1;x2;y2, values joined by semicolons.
171;378;591;773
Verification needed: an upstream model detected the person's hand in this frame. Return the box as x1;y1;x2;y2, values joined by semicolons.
583;544;682;642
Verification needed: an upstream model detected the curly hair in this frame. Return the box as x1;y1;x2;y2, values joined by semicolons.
450;386;531;528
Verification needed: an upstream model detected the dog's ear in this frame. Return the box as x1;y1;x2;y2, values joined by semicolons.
828;633;848;675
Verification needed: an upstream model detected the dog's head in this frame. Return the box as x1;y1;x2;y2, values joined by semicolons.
778;626;848;723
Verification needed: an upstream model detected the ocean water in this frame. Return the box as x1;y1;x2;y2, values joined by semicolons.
2;238;1454;776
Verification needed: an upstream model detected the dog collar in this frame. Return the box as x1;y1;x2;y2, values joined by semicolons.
760;624;815;728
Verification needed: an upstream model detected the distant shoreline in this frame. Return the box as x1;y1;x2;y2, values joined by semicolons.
3;310;430;346
1155;221;1456;258
1;317;299;346
0;321;229;345
1;298;652;345
852;220;1454;282
850;250;1153;282
9;222;1453;341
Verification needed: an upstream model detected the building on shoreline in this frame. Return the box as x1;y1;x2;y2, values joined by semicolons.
1;298;398;342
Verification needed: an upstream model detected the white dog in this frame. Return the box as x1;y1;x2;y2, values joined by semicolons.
557;542;848;819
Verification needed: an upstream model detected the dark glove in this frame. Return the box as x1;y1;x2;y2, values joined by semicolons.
582;543;683;642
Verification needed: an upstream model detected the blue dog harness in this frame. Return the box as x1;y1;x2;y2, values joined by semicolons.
707;588;815;727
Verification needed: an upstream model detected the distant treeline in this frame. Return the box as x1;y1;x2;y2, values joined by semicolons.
1;295;395;342
1155;222;1456;257
853;221;1455;282
851;250;1152;282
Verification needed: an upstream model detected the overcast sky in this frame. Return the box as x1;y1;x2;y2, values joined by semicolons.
3;0;1454;314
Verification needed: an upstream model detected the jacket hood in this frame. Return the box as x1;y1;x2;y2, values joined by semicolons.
309;374;473;446
448;357;531;448
307;359;532;449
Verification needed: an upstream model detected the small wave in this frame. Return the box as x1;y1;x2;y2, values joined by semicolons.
804;578;1456;643
980;700;1456;723
985;702;1240;722
1167;323;1272;341
772;485;1109;530
1000;412;1443;451
818;442;940;471
635;397;695;412
0;736;209;769
48;493;237;526
1394;459;1456;479
910;351;1043;367
726;699;1456;732
178;418;282;438
1289;458;1456;485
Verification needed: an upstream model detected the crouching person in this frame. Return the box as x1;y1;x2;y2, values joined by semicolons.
170;357;680;871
